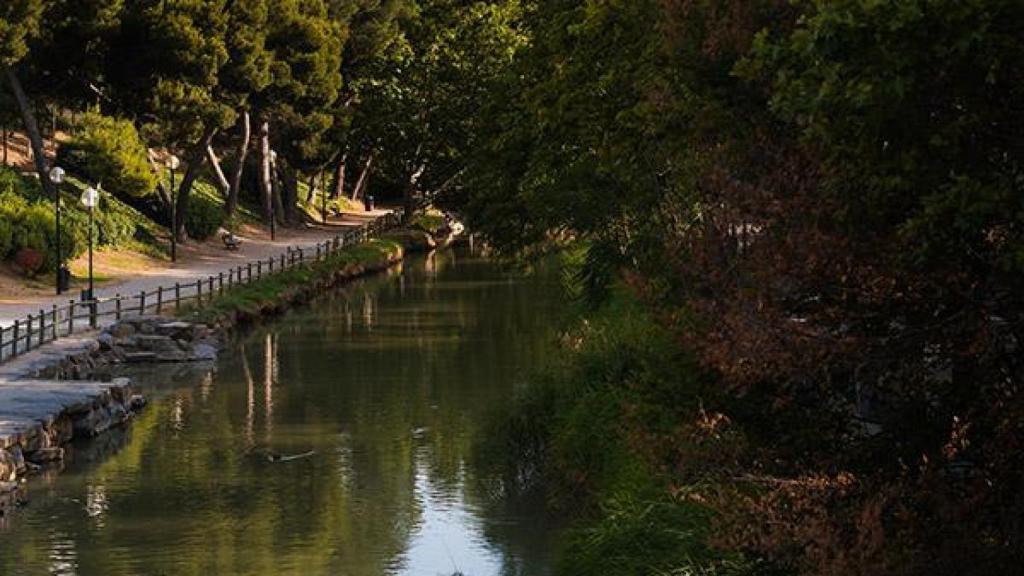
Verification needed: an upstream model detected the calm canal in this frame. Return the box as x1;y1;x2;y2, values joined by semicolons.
0;248;563;575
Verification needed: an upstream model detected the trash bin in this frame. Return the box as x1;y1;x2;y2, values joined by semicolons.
366;195;375;211
57;265;71;293
80;288;93;302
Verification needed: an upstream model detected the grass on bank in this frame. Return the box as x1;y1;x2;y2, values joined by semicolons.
182;238;401;325
475;287;760;576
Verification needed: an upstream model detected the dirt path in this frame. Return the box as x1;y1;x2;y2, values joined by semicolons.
0;209;391;328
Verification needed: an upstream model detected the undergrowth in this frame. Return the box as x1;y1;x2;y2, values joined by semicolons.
475;287;762;576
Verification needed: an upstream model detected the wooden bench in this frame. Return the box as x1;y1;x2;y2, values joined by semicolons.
221;232;241;251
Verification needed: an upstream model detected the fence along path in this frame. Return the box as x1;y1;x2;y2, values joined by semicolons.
0;212;401;363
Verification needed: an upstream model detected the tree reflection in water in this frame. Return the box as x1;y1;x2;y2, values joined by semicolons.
0;248;563;576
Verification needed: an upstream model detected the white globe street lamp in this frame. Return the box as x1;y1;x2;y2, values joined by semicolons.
80;185;99;326
49;166;66;294
80;185;99;208
167;155;180;262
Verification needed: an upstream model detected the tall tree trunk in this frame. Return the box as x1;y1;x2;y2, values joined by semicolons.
403;162;426;223
331;152;347;199
206;144;230;197
269;148;286;225
227;111;250;218
146;150;172;211
351;150;374;201
257;120;273;224
4;67;54;199
173;128;217;242
306;173;316;203
279;161;298;225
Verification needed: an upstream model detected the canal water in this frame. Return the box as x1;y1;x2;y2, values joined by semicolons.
0;248;564;575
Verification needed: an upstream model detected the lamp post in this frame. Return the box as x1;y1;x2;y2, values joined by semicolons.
167;155;180;262
80;185;99;327
49;166;65;294
269;150;277;241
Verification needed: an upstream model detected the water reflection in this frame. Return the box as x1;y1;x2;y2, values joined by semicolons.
0;248;562;575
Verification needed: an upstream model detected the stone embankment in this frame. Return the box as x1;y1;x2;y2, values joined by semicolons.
38;317;221;381
0;319;217;510
0;377;143;511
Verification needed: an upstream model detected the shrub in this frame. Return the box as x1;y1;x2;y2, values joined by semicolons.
57;110;157;198
11;203;52;260
0;185;86;272
185;192;225;240
14;248;45;277
94;195;138;246
0;189;27;258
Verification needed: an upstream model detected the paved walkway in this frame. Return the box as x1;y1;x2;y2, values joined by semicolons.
0;210;391;329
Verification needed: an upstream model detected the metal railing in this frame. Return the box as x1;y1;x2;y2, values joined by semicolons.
0;212;402;363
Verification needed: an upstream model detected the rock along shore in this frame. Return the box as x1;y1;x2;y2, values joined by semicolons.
0;377;143;513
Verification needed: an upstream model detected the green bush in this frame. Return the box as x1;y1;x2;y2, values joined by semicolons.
0;190;86;272
57;110;157;198
0;189;26;258
11;203;51;257
14;248;46;277
0;168;143;271
185;192;225;240
95;194;138;246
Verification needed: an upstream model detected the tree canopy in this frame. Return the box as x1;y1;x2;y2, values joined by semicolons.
3;1;1023;573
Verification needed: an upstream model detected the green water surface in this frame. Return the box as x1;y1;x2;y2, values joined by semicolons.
0;248;562;576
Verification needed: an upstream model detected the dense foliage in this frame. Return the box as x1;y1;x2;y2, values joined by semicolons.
57;110;157;198
3;0;525;239
0;168;85;272
184;189;226;240
458;1;1024;575
4;0;1022;573
481;289;759;576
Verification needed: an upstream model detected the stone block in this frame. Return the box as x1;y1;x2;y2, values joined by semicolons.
96;333;115;351
109;323;136;339
26;447;64;464
0;450;16;482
